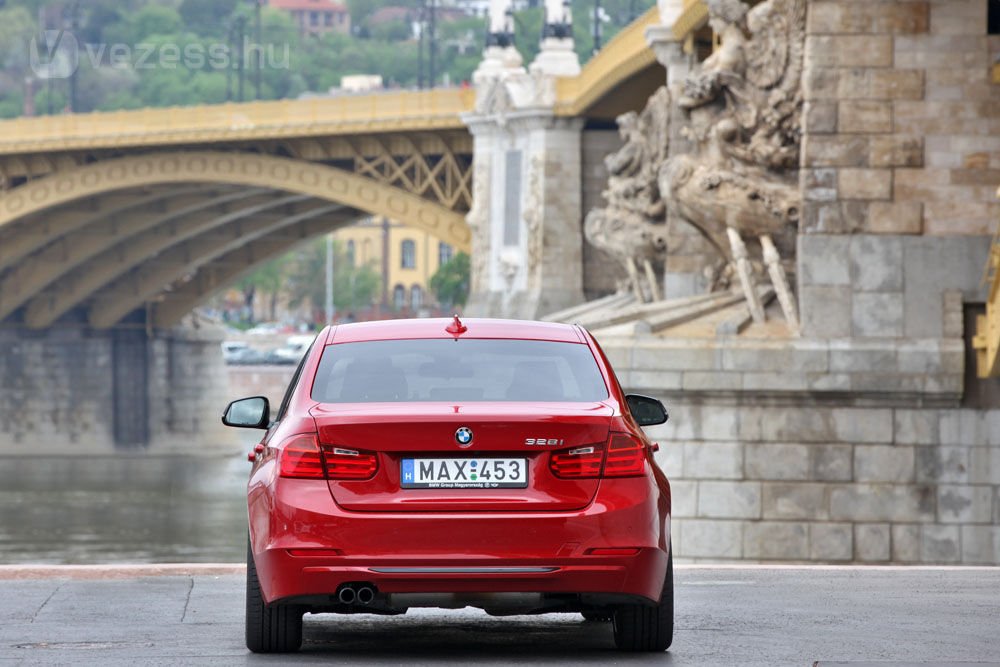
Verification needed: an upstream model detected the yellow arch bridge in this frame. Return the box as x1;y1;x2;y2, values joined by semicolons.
0;7;664;331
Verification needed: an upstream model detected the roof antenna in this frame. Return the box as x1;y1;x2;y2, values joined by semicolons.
445;314;467;335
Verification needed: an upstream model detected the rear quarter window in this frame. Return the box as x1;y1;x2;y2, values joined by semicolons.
311;338;608;403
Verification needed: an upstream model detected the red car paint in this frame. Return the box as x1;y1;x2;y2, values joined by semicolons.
244;318;672;609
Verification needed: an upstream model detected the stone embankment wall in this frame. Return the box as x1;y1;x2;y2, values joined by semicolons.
0;326;235;455
645;399;1000;564
600;322;1000;564
226;366;297;409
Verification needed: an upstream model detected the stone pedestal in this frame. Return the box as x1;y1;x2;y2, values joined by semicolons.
529;37;581;77
473;45;524;84
464;109;585;319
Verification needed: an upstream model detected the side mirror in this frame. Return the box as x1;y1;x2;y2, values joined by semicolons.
222;396;270;429
625;394;668;427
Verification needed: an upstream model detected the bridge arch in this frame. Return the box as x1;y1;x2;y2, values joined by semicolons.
0;151;471;329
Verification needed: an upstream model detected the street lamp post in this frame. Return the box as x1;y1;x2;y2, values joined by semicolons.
254;0;262;100
325;234;335;324
592;0;602;53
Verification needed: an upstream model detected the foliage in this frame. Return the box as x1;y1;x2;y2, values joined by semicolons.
238;255;288;323
0;0;654;117
429;252;470;308
286;237;381;316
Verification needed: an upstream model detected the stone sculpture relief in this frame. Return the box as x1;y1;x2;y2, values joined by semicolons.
584;86;671;302
580;0;805;327
658;0;805;329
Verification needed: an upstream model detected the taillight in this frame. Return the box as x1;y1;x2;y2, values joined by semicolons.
603;432;646;477
322;446;378;480
550;444;605;479
279;433;326;479
548;432;647;479
278;434;378;480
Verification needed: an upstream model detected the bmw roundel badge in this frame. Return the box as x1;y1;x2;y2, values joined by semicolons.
455;427;473;447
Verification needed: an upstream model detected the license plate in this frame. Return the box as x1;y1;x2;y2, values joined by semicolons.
401;458;528;489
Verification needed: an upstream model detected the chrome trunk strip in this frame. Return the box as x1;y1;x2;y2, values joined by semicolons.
368;567;558;574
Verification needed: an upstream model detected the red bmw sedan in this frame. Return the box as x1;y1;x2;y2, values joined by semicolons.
223;317;672;653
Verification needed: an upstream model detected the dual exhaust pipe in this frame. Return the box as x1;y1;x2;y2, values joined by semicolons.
337;583;376;606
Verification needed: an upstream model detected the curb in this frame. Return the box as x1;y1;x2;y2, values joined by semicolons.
1;563;997;580
0;564;246;580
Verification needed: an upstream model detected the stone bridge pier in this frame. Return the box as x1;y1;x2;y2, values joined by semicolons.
0;324;234;455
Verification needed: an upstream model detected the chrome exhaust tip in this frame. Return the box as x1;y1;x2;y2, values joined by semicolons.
356;586;375;605
337;586;357;605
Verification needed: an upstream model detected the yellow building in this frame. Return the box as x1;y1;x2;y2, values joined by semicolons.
332;217;456;311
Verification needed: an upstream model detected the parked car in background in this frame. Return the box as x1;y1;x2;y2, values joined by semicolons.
221;341;251;363
247;322;283;336
224;346;271;366
268;335;316;365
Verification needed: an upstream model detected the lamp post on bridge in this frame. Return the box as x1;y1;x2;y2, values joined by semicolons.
325;234;335;325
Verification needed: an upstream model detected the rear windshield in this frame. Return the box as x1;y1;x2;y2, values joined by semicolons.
311;339;608;403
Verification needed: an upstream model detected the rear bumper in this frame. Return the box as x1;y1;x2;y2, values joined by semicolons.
256;547;667;606
250;474;671;606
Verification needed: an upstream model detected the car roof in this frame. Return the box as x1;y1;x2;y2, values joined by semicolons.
324;318;585;344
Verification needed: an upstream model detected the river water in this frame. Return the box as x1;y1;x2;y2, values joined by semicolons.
0;453;251;564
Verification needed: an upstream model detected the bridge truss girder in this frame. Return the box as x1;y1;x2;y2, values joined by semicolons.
0;150;471;329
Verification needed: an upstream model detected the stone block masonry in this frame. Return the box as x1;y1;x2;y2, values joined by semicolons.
600;324;1000;564
801;0;1000;239
0;325;237;455
646;399;1000;564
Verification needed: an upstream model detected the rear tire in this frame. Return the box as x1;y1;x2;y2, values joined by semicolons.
246;540;303;653
612;547;673;652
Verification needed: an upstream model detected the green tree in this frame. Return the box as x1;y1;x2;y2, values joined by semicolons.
179;0;241;36
287;237;381;318
238;255;288;323
0;6;36;73
368;18;410;42
131;5;183;41
430;252;470;308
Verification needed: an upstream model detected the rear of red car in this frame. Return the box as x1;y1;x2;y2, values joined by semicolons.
231;318;673;653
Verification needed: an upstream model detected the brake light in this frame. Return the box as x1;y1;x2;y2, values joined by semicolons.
603;432;646;477
548;433;647;479
278;434;378;480
279;433;326;479
550;444;605;479
322;446;379;480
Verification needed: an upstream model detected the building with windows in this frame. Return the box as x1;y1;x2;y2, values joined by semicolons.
267;0;351;36
332;217;458;313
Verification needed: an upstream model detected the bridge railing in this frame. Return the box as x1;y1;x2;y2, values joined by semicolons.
0;88;476;154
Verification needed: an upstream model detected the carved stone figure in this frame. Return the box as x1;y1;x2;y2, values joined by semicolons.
659;0;805;329
584;86;671;302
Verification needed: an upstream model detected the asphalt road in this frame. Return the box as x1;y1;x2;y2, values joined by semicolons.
1;566;998;666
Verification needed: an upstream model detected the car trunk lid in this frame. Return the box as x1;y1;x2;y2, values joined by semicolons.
310;402;612;512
